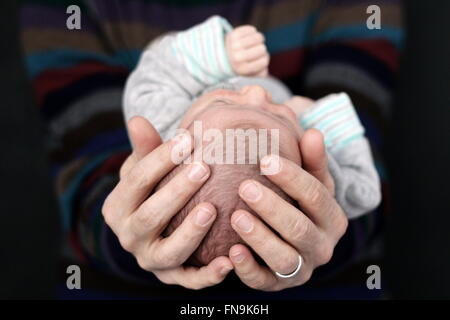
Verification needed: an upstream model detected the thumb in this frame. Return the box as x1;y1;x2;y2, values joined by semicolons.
300;129;335;196
120;117;162;179
127;116;162;160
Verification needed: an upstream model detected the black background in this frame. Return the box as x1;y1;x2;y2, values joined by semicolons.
0;0;449;299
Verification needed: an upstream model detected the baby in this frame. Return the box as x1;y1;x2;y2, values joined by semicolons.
123;16;381;266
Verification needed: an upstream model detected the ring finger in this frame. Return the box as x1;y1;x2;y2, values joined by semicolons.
231;209;301;275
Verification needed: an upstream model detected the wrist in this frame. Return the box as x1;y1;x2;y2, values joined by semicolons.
299;93;365;151
170;15;235;85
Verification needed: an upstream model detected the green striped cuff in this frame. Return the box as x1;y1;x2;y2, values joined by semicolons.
300;93;365;152
171;15;235;86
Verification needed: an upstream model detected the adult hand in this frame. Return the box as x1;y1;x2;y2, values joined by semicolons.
229;129;347;291
102;117;234;290
226;25;270;77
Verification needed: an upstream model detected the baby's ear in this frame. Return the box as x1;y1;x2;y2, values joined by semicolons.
127;116;162;160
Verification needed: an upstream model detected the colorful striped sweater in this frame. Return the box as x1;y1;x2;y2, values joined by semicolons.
19;0;402;289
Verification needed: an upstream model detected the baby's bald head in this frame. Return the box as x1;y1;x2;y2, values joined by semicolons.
158;159;295;266
158;86;303;266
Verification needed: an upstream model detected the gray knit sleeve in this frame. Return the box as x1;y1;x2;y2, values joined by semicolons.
327;139;381;219
299;93;382;219
123;34;205;141
123;16;235;141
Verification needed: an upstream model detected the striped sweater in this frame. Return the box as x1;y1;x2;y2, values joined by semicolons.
19;0;402;290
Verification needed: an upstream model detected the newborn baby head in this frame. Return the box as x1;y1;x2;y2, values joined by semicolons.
158;85;303;266
160;158;295;266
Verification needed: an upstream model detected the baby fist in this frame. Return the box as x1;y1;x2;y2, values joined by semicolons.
226;25;269;77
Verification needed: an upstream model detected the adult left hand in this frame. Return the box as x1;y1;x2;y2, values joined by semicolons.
229;129;348;291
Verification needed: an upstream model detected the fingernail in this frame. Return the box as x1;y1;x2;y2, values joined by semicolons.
231;252;245;263
239;181;261;202
260;155;280;175
234;213;253;233
195;207;214;226
188;162;208;181
220;266;233;275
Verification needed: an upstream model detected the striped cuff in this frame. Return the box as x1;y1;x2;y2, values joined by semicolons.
299;93;365;152
171;15;235;86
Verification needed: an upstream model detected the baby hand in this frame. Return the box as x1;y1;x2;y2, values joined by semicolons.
226;25;269;77
284;95;315;118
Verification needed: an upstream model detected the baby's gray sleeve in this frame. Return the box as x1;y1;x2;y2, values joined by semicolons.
123;16;236;141
327;139;381;219
123;34;202;140
299;93;381;219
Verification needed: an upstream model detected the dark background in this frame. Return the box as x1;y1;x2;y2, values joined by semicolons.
0;0;60;299
0;0;449;299
385;0;450;299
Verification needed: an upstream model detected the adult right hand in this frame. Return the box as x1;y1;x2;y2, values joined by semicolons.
102;116;234;289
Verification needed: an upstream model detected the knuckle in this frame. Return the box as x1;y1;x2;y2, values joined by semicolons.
187;283;204;290
186;280;206;290
118;233;137;253
264;202;277;218
249;232;266;248
126;165;150;191
306;182;325;209
134;207;160;231
185;283;200;290
101;197;114;226
335;213;349;238
119;155;134;179
248;276;266;290
153;273;172;285
317;243;334;265
283;171;299;189
289;218;310;244
168;181;191;202
155;248;179;268
136;255;153;271
299;268;313;284
276;254;299;275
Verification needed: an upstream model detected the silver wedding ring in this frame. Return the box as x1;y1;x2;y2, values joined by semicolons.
275;255;302;279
